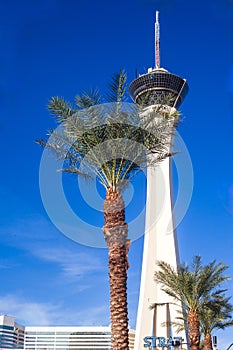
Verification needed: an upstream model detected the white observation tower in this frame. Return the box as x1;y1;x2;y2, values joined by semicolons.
129;11;189;350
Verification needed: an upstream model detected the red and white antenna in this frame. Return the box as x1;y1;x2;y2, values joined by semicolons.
155;11;160;69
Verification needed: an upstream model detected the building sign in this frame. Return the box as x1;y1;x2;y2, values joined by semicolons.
144;336;182;348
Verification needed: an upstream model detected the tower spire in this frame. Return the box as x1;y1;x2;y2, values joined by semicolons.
155;10;160;69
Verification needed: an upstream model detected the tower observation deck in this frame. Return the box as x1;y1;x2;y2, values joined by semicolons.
129;67;188;108
129;12;188;108
129;12;189;350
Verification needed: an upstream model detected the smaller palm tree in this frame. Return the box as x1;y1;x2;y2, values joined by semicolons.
154;256;230;350
199;297;233;350
163;296;233;350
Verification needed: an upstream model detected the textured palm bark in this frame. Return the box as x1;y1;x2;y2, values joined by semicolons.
103;187;129;350
188;310;200;350
203;333;213;350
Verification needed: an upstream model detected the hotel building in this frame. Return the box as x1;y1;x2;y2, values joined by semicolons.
0;316;135;349
24;326;135;350
0;315;25;349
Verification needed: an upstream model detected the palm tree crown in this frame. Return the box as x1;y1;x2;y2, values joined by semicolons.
37;69;178;191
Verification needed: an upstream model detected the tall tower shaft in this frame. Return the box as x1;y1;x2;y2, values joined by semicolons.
129;12;188;350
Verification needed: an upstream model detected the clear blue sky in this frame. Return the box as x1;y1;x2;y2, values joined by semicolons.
0;0;233;348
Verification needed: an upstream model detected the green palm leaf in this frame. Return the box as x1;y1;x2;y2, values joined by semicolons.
106;68;127;102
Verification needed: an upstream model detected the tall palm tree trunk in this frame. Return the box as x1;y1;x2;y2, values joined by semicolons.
188;310;201;350
103;187;129;350
203;334;213;350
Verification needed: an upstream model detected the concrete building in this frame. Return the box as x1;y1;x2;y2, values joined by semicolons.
129;11;189;350
0;316;135;349
0;315;25;349
24;326;135;350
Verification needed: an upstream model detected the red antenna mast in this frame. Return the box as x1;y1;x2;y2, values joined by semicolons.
155;11;160;69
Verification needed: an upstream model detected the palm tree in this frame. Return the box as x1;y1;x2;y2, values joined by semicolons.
199;297;233;350
37;69;178;350
154;256;230;350
163;296;233;350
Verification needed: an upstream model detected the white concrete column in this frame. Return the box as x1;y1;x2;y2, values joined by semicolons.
134;150;187;349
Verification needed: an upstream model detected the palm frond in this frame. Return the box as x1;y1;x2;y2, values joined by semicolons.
48;97;74;122
106;68;127;102
199;297;233;335
75;88;102;109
